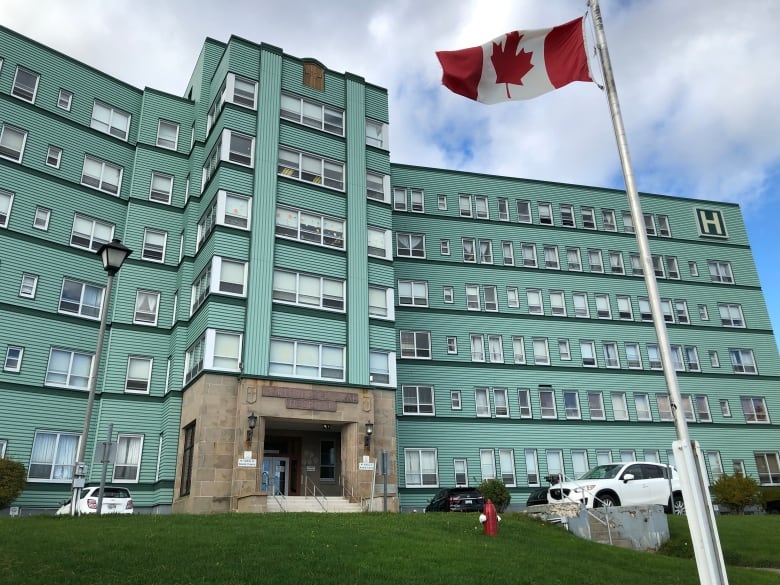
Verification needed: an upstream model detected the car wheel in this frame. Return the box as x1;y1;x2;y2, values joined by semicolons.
669;493;686;515
595;493;618;507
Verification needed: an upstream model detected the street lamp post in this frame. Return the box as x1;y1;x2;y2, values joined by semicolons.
71;238;131;515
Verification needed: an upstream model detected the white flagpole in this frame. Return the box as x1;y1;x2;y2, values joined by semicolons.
587;1;728;583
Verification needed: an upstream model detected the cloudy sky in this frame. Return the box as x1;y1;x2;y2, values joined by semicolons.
5;0;780;344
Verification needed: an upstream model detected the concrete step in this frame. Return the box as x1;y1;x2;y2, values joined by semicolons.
267;496;363;513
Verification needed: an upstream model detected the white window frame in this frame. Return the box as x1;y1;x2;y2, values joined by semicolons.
611;392;629;421
454;458;468;487
134;290;160;326
404;449;438;488
518;389;532;418
502;241;514;266
113;434;144;482
539;387;556;418
19;273;38;298
4;346;24;372
581;206;596;229
609;251;625;275
81;154;123;195
125;356;153;394
156;119;180;150
657;393;674;421
57;88;73;110
625;342;642;369
730;349;757;374
46;145;63;168
443;286;454;304
369;286;394;320
478;239;493;264
280;91;342;134
91;100;131;140
276;206;346;251
399;330;431;359
268;337;342;381
437;194;447;210
560;204;575;227
580;340;597;367
70;214;115;251
527;289;543;315
595;294;612;319
446;336;458;354
367;171;391;203
566;247;582;271
543;245;560;269
485;285;499;311
558;339;571;361
141;228;167;263
521;243;537;267
0;124;28;162
440;239;450;256
538;202;553;225
525;449;540;486
588;249;604;273
0;189;13;227
497;198;509;221
533;338;550;365
369;350;395;386
475;387;491;417
45;348;93;390
480;449;496;480
635;393;652;421
573;292;589;318
402;385;435;415
512;337;526;364
741;397;769;423
470;334;485;362
499;448;516;486
719;303;745;328
27;430;80;482
563;390;581;419
602;341;620;368
602;209;617;231
450;391;462;410
365;119;389;150
59;278;104;320
488;335;504;363
708;260;734;284
516;200;532;223
12;66;40;102
550;291;566;316
396;232;426;258
507;287;519;308
149;172;174;204
398;280;428;307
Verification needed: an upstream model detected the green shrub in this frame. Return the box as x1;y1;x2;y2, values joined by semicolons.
0;458;26;509
710;473;761;514
478;479;511;513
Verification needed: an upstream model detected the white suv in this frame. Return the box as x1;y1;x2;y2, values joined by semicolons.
56;486;134;515
547;462;684;514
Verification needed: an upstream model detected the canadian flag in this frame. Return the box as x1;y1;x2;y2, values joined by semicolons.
436;17;592;104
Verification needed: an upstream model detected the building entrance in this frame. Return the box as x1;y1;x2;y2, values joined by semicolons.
262;456;289;495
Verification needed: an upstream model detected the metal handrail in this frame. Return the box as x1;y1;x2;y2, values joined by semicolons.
339;474;356;502
302;473;328;512
548;472;613;544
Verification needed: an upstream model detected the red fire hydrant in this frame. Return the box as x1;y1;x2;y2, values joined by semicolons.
480;498;499;536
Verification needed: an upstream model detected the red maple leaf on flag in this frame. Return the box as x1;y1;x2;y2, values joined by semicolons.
491;31;534;99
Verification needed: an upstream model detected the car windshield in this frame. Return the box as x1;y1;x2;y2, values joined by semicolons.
578;464;624;480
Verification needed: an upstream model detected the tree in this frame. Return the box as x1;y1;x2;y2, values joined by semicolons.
710;473;761;515
478;479;511;513
0;458;26;509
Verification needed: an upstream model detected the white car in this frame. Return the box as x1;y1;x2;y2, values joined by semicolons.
56;486;134;515
547;462;684;514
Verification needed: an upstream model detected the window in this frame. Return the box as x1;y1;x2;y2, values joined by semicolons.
458;194;471;217
409;189;424;213
125;356;153;393
525;449;540;485
602;342;619;368
699;304;709;321
465;285;481;311
320;441;336;481
497;198;509;221
546;450;564;480
580;340;596;367
0;189;13;227
444;286;454;304
367;171;390;203
57;89;73;110
573;292;589;318
134;290;160;325
533;338;550;365
476;239;492;264
470;334;485;362
403;385;435;415
45;145;63;169
30;207;51;232
369;351;394;385
440;239;450;256
741;397;769;423
732;460;746;476
494;388;509;417
602;209;617;231
661;299;674;323
657;394;673;421
652;255;665;278
59;278;104;319
706;452;724;483
709;350;720;368
572;450;590;478
708;260;734;284
696;395;711;422
202;131;256;186
281;93;342;134
616;295;633;320
560;204;575;227
269;338;343;380
625;342;642;369
12;66;39;102
518;389;532;418
198;191;252;247
564;391;581;419
113;435;144;482
502;241;514;265
538;202;553;225
485;287;498;311
446;336;458;354
45;348;93;389
647;344;662;369
488;335;504;363
70;214;114;251
405;449;438;487
0;124;28;162
643;213;656;236
658;215;671;237
609;251;625;275
437;194;447;210
581;207;596;229
0;439;5;458
550;291;566;316
91;100;131;140
512;337;526;364
638;297;652;321
141;229;167;262
675;300;690;324
149;172;174;204
527;289;543;315
276;206;345;251
754;453;780;485
611;392;629;420
719;303;745;327
154;119;180;150
630;253;643;276
720;399;731;417
4;346;23;372
396;233;426;258
398;280;428;307
497;449;517;486
685;346;700;372
595;294;611;319
644;450;661;463
368;287;393;319
475;388;490;417
543;245;560;269
400;331;431;359
82;155;123;195
507;287;519;308
558;339;571;361
689;261;699;277
180;422;195;496
597;450;613;465
730;349;757;374
521;243;537;267
28;431;80;481
588;249;604;273
566;247;582;271
19;273;38;298
620;450;636;463
480;449;496;480
539;387;556;418
635;394;652;421
450;391;462;410
394;187;408;211
516;200;531;223
365;119;389;149
622;211;634;233
666;256;680;279
454;458;468;487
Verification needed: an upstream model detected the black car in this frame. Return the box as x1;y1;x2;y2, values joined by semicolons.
425;487;484;512
525;487;549;507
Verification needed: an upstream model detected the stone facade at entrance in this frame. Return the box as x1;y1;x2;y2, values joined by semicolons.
172;374;398;514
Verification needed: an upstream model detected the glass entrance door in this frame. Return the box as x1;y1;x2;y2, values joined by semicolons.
262;457;289;495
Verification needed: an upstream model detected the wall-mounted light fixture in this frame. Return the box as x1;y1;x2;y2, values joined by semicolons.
246;412;258;443
364;420;374;448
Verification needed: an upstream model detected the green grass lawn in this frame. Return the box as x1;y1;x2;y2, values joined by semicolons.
1;512;779;585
